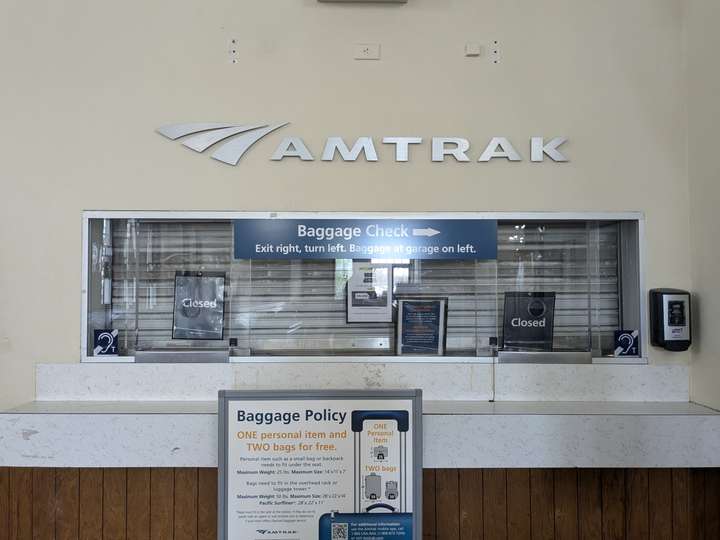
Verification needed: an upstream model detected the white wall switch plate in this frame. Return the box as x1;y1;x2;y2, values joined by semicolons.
465;43;482;57
354;43;381;60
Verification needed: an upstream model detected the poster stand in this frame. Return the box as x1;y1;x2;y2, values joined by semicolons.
218;389;423;540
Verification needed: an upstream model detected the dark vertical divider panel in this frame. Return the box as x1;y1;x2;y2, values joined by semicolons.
554;469;578;540
10;468;33;540
422;469;436;540
705;469;720;540
625;469;648;540
174;469;198;540
55;469;79;540
458;469;483;540
149;469;173;540
648;469;672;540
482;469;507;540
435;469;460;540
530;470;554;540
506;469;530;540
126;469;150;540
79;469;103;540
32;469;55;540
672;469;689;540
103;469;127;540
197;469;217;540
0;469;9;540
578;470;602;540
689;468;705;539
601;470;625;540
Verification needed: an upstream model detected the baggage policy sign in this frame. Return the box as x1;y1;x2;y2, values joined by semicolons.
218;390;423;540
233;219;498;260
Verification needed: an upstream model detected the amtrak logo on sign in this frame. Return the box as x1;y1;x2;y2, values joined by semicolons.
156;122;289;165
156;122;568;165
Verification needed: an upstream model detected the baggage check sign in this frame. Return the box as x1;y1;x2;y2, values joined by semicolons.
233;219;497;260
218;390;423;540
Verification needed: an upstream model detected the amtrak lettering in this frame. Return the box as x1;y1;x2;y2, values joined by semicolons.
156;122;568;166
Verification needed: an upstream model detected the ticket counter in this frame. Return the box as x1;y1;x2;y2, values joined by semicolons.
83;211;644;366
2;0;720;536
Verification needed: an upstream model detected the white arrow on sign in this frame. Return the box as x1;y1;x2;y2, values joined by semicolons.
412;227;441;237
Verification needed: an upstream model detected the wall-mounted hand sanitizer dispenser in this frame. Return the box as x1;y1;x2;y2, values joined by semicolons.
650;289;692;351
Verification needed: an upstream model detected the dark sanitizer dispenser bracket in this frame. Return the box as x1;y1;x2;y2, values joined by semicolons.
649;289;692;352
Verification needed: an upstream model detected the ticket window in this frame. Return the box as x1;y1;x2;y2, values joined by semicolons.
84;215;642;363
497;220;642;362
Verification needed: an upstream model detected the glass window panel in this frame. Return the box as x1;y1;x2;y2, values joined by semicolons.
85;216;640;362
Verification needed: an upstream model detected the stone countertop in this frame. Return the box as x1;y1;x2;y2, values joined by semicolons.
2;400;718;468
34;363;690;402
4;400;717;416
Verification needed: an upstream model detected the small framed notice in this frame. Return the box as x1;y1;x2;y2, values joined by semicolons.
218;389;423;540
347;262;393;323
396;298;448;356
172;271;226;340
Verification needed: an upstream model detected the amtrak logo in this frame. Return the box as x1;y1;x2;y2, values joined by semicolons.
156;122;289;165
157;122;569;165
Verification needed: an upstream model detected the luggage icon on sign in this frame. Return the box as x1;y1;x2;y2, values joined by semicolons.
364;474;381;500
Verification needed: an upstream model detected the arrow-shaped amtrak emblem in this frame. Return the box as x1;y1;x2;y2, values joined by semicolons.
156;122;289;165
412;227;441;237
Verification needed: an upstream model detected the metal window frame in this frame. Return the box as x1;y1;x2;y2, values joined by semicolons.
80;210;647;365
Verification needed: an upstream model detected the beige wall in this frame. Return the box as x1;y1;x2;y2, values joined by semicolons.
0;0;692;409
687;0;720;409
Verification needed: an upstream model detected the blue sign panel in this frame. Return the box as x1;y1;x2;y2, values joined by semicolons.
319;510;413;540
233;219;497;260
93;329;119;356
614;330;640;357
399;299;444;354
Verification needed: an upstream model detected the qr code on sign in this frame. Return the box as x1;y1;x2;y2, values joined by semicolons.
332;522;349;540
